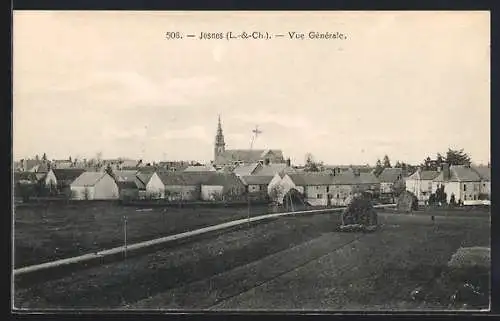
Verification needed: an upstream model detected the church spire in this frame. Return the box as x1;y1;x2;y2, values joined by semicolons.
214;114;225;160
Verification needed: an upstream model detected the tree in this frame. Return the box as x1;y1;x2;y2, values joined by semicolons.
304;153;321;172
449;193;456;206
374;159;384;177
394;161;402;168
268;184;285;205
35;154;40;161
383;155;391;168
105;164;114;178
445;148;471;166
436;153;445;165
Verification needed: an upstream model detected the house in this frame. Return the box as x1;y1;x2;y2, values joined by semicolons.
405;168;440;204
377;168;404;195
201;173;247;201
159;172;216;201
184;165;217;172
44;168;87;194
116;180;140;200
432;164;482;203
136;172;165;199
287;173;335;207
328;170;380;206
51;159;73;169
113;170;143;200
70;172;119;200
472;166;491;199
213;116;285;166
240;175;274;193
14;171;37;185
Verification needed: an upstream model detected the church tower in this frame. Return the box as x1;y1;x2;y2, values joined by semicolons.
214;115;225;160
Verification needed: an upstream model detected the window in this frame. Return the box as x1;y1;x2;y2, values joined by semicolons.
337;193;339;199
317;194;322;199
474;195;477;200
463;184;467;191
326;186;330;193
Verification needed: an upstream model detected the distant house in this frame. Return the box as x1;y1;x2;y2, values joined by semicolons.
14;171;37;185
377;168;404;195
240;175;274;193
116;181;140;200
201;173;247;201
44;168;86;194
183;165;217;172
287;173;333;207
328;170;380;206
51;159;73;169
432;164;482;203
405;168;440;204
70;172;119;200
113;170;142;200
159;172;216;201
472;166;491;199
136;172;165;199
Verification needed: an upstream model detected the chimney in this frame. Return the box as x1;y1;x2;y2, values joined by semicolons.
286;158;291;167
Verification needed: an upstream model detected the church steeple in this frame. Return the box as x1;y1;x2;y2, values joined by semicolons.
214;114;225;160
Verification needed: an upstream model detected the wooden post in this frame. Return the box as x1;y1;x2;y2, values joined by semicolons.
123;215;128;260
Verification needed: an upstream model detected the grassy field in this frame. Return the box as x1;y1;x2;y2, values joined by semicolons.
14;208;490;311
14;202;274;268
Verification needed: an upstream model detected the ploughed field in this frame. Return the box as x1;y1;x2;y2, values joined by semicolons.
14;202;273;268
14;208;490;310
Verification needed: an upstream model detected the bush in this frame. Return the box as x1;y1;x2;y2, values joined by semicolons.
341;194;378;229
397;191;418;212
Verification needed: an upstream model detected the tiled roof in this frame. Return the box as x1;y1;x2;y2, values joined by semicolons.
215;149;284;165
159;172;216;186
117;181;139;189
240;175;274;185
377;168;403;183
71;172;107;187
137;172;154;186
233;163;261;176
288;173;334;186
14;171;36;183
433;166;482;182
204;173;246;188
254;164;296;176
407;170;440;181
472;166;491;181
450;166;482;182
184;165;217;172
52;168;86;182
113;170;138;182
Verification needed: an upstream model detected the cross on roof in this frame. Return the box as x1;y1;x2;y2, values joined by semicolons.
252;126;262;136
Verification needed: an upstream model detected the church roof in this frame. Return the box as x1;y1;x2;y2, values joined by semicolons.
214;149;284;165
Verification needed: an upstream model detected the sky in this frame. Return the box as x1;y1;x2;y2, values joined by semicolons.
13;11;490;165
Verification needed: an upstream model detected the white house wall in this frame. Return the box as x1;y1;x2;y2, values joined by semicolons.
44;170;57;187
201;185;224;201
304;185;328;206
145;173;165;198
164;185;199;201
93;174;119;200
70;186;96;200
